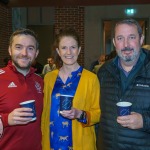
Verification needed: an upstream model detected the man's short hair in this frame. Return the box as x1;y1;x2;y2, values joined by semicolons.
9;28;39;49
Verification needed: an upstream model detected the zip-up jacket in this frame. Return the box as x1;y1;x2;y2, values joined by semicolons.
97;49;150;150
0;61;43;150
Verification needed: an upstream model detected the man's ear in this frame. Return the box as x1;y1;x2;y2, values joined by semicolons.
140;35;144;46
8;46;12;56
35;49;39;58
112;38;116;47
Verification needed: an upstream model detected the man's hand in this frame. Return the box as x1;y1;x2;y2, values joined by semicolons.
8;108;33;126
0;116;3;138
117;112;143;129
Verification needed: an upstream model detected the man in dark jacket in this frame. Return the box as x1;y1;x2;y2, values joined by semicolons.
97;18;150;150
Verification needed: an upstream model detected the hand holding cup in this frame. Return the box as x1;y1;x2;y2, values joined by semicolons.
20;100;36;121
116;101;132;116
59;95;74;111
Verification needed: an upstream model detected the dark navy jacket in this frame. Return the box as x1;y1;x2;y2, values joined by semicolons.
97;49;150;150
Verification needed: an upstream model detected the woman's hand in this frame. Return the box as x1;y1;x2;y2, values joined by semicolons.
60;107;83;120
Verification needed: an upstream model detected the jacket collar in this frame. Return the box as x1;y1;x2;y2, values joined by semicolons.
7;60;36;77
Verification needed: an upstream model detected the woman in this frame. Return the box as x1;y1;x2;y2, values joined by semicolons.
41;28;100;150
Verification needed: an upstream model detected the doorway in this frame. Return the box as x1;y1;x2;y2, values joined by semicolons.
27;25;54;66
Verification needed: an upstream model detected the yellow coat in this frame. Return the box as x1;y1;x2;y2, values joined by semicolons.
41;69;100;150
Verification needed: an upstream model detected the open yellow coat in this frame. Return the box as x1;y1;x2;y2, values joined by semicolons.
41;69;100;150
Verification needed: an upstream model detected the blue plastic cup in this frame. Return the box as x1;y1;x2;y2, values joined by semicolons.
60;95;74;111
20;100;36;121
116;102;132;116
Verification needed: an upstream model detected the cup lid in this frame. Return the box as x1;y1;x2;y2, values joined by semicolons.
60;94;74;97
116;101;132;107
20;100;35;105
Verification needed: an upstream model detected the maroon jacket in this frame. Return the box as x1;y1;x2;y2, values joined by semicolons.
0;61;43;150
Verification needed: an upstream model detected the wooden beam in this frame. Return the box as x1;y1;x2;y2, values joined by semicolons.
7;0;150;7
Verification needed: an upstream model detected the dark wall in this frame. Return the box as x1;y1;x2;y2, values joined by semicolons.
27;25;54;65
0;3;12;67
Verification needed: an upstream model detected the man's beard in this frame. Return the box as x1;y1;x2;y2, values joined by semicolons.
12;57;32;71
118;47;139;62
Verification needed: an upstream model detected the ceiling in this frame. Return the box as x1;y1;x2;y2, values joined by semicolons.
3;0;150;7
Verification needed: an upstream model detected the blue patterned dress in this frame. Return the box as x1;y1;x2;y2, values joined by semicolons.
50;66;83;150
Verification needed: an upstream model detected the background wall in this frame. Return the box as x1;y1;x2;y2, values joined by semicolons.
12;7;55;66
84;5;150;69
1;4;150;69
54;7;84;67
13;7;84;67
27;25;54;65
0;3;12;67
